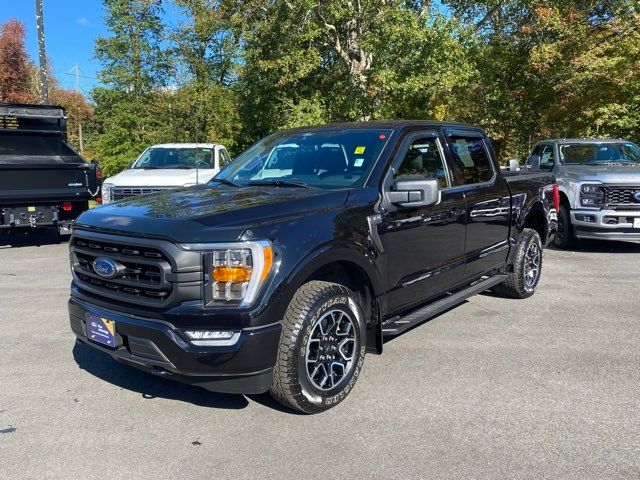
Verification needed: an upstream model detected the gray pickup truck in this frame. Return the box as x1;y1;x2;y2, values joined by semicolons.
522;138;640;248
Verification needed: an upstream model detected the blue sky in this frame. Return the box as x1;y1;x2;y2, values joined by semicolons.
2;0;110;94
1;0;184;95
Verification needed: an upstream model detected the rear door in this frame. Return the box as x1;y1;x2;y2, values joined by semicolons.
444;130;511;280
379;130;467;314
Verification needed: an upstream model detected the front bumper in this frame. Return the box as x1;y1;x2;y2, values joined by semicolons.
69;298;281;394
571;209;640;242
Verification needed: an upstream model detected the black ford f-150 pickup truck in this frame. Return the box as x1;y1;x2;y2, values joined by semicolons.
69;121;557;413
0;104;99;235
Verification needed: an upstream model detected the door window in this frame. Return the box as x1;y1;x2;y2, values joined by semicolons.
393;137;449;188
448;136;494;185
219;148;232;168
539;145;554;170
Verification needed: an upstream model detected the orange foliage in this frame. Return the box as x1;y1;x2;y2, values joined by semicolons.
0;19;37;103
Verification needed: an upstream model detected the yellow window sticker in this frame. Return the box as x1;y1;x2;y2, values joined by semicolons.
354;146;366;155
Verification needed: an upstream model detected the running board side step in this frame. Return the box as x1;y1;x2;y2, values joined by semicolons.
382;275;507;337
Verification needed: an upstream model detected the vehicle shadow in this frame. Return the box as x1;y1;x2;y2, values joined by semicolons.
546;239;640;253
72;340;301;413
72;341;249;410
0;228;66;248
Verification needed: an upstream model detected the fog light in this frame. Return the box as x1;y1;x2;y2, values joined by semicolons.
184;330;240;346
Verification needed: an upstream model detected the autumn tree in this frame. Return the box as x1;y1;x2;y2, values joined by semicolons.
0;19;37;103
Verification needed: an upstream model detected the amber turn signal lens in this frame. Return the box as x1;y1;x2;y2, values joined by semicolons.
213;266;253;282
261;246;273;281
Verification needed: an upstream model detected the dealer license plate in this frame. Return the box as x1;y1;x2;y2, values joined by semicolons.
85;314;116;348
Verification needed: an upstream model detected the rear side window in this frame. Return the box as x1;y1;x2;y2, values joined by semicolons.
448;135;494;185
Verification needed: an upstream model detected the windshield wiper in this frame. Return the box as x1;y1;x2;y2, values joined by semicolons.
248;180;309;188
210;178;240;188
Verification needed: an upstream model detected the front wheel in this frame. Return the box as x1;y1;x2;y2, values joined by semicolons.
270;281;367;414
554;204;575;249
493;228;543;299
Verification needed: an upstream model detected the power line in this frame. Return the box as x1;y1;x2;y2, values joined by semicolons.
65;72;99;80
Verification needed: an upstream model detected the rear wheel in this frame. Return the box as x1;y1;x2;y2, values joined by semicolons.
493;228;543;299
554;204;575;249
270;281;366;414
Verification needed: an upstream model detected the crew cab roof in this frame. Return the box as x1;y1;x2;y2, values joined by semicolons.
279;120;486;134
538;138;629;144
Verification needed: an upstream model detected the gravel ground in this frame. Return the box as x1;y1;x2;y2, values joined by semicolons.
1;229;639;480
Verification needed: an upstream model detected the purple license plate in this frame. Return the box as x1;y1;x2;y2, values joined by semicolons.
85;314;116;348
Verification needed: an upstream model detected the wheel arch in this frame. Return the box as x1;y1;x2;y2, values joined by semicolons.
522;205;548;244
279;244;384;355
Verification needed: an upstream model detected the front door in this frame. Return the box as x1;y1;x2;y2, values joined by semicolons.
379;131;467;314
445;130;511;279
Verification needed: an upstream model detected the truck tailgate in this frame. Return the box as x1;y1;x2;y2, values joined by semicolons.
0;164;94;204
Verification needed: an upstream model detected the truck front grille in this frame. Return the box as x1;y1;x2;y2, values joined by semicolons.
70;231;203;308
112;187;170;201
604;186;640;210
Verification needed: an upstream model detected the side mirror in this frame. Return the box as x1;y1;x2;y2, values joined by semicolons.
508;159;521;172
386;178;440;208
526;155;541;171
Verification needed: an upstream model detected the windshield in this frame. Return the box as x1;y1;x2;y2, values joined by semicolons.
132;147;215;169
559;142;640;165
214;129;392;189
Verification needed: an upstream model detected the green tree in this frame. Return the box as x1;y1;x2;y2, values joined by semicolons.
90;0;169;175
236;0;473;143
444;0;640;160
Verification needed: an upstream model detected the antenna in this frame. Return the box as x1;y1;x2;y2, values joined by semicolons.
195;102;199;185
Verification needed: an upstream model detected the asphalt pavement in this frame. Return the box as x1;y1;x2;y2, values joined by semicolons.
1;229;639;480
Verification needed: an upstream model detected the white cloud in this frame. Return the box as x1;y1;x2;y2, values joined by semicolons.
76;17;90;26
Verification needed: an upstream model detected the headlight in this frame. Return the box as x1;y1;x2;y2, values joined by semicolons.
579;183;604;208
101;183;114;204
180;240;274;306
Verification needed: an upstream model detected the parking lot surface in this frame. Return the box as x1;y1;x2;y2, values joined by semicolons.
1;230;639;480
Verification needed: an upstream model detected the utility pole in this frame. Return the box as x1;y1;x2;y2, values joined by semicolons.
36;0;49;103
69;64;84;153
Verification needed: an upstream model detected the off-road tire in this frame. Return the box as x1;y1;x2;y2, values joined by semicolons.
493;228;543;299
270;281;366;414
554;204;575;249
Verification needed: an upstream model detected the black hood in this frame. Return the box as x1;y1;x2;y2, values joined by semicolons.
76;185;349;243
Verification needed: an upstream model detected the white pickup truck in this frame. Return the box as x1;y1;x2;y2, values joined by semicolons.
101;143;231;204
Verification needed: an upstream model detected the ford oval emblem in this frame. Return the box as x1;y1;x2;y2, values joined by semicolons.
92;257;121;279
634;191;640;202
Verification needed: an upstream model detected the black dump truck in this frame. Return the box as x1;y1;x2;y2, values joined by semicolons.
69;121;557;413
0;104;100;235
